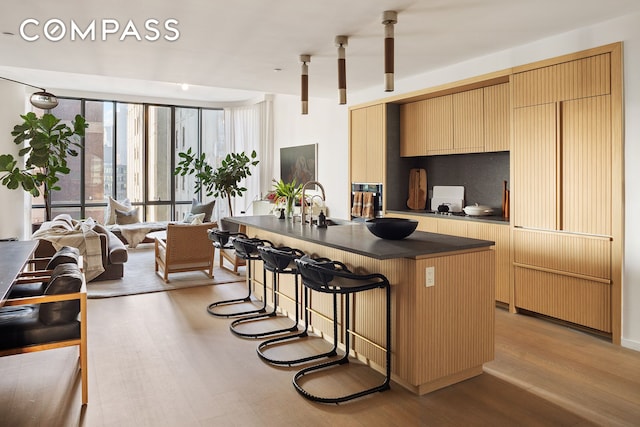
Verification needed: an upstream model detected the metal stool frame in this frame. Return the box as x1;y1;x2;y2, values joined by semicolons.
291;256;391;404
257;254;340;366
207;231;271;318
230;245;305;339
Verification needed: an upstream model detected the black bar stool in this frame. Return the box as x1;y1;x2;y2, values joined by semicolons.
292;255;391;404
207;230;271;318
229;244;304;339
257;252;340;366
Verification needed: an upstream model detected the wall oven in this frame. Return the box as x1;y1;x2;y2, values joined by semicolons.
351;182;383;221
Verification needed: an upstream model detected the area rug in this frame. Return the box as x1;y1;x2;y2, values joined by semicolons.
87;244;245;298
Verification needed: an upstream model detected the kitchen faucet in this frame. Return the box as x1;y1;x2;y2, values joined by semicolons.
301;181;326;225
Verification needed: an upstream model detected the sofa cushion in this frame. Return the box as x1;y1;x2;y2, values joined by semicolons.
115;208;140;225
191;199;215;223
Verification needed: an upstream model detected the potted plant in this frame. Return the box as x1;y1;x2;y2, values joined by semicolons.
174;148;259;216
0;112;88;222
272;178;302;219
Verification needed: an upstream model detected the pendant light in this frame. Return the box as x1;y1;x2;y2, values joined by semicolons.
382;10;398;92
335;35;348;105
0;76;59;109
300;54;311;115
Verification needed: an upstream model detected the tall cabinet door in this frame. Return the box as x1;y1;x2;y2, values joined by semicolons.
350;104;385;183
513;103;557;230
562;95;611;236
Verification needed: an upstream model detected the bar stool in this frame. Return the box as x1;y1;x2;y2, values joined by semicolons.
257;252;339;366
292;255;391;404
207;230;270;318
229;244;304;339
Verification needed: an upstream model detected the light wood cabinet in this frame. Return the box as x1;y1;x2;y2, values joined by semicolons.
513;228;612;332
512;53;610;108
453;89;484;153
468;222;511;304
350;104;385;183
399;100;427;157
511;47;619;336
390;212;510;305
400;84;509;156
513;95;612;235
483;83;510;152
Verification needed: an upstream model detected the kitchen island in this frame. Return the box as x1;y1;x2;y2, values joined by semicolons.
226;215;495;395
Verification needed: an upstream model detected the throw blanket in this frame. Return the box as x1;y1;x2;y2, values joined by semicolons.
108;221;170;248
32;217;105;281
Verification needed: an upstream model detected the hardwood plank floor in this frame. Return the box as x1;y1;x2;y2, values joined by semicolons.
1;282;638;426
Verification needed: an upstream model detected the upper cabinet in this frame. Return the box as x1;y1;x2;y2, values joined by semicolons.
511;53;610;107
400;83;510;157
350;104;385;183
453;88;484;153
483;83;510;152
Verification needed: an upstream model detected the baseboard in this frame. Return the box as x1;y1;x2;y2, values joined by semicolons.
621;337;640;352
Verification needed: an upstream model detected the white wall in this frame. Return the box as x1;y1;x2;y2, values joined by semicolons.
0;81;30;240
271;94;349;219
348;12;640;350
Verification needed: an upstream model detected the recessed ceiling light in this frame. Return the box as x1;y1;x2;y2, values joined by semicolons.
273;68;282;72
180;83;189;91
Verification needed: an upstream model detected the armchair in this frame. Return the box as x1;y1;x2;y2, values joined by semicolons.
154;223;215;283
0;263;88;405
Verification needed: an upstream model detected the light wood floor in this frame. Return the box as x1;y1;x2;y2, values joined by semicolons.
1;282;639;427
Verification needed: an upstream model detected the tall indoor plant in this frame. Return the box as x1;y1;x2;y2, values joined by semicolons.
0;112;87;222
174;148;259;216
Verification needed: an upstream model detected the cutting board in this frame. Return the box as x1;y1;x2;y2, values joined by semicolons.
407;168;427;210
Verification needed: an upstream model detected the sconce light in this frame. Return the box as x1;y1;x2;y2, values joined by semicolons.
0;76;59;109
300;54;311;115
382;10;398;92
335;35;348;105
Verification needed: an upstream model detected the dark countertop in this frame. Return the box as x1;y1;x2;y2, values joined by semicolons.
226;215;494;260
388;209;510;225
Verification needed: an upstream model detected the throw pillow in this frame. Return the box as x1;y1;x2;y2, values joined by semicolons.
105;197;131;225
191;198;215;222
115;208;140;225
183;212;205;224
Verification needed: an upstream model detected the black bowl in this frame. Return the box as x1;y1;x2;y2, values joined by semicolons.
365;217;418;240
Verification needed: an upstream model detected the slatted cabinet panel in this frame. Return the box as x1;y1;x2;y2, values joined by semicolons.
400;100;427;157
366;104;385;184
512;53;611;107
350;104;385;183
513;103;557;229
483;83;510;152
468;222;511;304
562;95;612;236
453;88;484;153
426;95;454;154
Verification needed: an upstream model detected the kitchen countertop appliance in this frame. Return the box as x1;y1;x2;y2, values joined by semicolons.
431;185;465;213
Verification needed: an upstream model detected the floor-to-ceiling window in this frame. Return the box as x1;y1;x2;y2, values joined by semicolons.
31;97;224;224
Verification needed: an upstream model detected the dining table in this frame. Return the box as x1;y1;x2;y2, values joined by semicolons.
0;240;40;306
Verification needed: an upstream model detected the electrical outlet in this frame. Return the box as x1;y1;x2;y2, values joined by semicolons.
425;266;435;287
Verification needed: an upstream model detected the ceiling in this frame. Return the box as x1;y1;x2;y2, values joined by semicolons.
1;0;639;104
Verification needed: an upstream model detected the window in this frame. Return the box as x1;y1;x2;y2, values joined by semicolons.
31;97;224;224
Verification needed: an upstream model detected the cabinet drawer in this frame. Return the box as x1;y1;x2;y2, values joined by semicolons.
515;266;611;332
513;229;611;280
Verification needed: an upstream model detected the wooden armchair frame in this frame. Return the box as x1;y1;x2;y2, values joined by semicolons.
0;281;88;405
155;223;215;283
